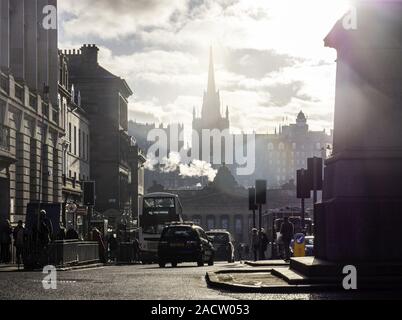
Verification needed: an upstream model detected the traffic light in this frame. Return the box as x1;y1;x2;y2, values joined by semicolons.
255;180;267;205
248;187;257;210
307;157;323;190
83;181;95;206
297;169;311;199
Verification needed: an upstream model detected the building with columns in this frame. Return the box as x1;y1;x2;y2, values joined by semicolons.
0;0;63;224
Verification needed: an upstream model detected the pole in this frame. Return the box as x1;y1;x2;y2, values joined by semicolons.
313;157;318;206
271;211;276;259
252;207;256;229
258;204;262;260
301;198;305;232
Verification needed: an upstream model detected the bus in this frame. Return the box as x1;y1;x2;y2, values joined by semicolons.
138;192;183;263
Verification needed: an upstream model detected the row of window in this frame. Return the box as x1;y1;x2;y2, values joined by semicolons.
68;122;89;161
268;142;324;151
68;170;88;182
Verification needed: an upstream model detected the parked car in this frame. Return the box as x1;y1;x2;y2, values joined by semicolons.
206;229;235;263
158;222;215;267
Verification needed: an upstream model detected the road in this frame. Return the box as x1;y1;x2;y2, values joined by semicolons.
0;262;401;300
0;262;305;300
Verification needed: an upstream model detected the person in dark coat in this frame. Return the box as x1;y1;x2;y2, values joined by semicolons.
109;234;118;263
66;228;79;240
260;228;269;260
13;220;25;267
92;228;106;263
280;217;294;261
38;210;53;248
0;219;12;263
56;224;66;241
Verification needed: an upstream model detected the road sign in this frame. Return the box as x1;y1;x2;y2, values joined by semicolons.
293;233;306;257
255;180;267;205
297;169;311;199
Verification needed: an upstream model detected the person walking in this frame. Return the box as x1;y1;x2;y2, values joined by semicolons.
92;228;106;263
0;219;12;263
280;217;294;261
251;228;259;261
260;228;269;260
13;220;25;268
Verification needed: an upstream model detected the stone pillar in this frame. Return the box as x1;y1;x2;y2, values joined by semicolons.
52;143;63;204
41;143;53;203
9;0;24;80
316;1;402;262
15;132;30;222
29;137;40;202
37;0;49;95
48;0;58;106
23;0;38;91
0;0;10;70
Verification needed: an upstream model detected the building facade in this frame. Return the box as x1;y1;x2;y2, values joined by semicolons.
0;0;63;224
58;53;90;234
64;45;145;227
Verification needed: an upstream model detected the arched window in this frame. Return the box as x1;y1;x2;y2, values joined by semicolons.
206;215;215;231
221;215;229;230
235;216;243;235
268;143;274;151
279;142;285;150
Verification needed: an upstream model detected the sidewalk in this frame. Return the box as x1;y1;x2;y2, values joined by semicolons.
206;259;340;293
0;262;104;272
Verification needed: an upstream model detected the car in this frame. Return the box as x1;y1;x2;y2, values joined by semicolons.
157;222;215;268
206;230;235;263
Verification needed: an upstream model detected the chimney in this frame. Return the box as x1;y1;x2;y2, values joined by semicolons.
80;44;99;65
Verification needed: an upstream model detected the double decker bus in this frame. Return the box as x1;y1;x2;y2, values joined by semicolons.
138;192;183;263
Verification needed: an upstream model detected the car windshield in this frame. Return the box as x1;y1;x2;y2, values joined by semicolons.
207;233;229;244
162;227;197;240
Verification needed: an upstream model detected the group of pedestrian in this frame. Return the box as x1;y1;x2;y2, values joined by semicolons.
0;219;26;267
250;228;269;261
249;217;295;262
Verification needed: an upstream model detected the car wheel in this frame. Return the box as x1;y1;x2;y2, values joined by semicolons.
208;257;214;266
171;261;177;268
158;261;166;268
197;260;204;267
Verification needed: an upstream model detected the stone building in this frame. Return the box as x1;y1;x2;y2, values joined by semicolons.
58;52;90;234
64;45;146;227
0;0;63;224
168;165;312;244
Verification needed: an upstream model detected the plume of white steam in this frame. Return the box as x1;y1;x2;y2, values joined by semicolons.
144;152;217;181
179;159;217;182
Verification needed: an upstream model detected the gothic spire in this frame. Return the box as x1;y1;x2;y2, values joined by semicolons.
207;46;216;94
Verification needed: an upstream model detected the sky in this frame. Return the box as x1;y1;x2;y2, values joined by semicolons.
58;0;352;135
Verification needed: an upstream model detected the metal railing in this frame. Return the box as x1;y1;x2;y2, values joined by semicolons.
0;125;10;152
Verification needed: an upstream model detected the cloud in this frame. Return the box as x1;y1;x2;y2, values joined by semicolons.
224;48;300;79
59;0;188;40
59;0;350;136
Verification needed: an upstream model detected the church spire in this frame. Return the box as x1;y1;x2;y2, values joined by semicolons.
207;46;216;94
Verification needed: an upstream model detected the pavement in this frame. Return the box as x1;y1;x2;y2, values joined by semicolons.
1;261;402;300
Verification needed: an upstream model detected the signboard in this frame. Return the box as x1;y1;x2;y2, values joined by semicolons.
255;180;267;205
293;233;306;257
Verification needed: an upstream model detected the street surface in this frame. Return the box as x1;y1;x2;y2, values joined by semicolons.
0;262;401;300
